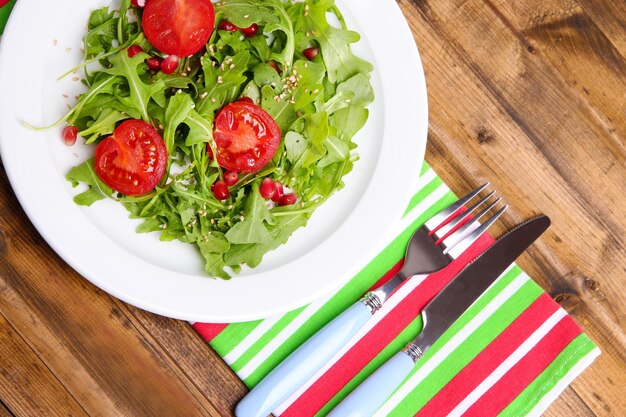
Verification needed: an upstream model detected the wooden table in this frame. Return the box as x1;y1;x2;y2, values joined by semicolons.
1;0;624;415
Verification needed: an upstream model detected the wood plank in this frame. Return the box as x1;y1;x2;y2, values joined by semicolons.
117;302;248;416
486;0;625;163
544;388;595;417
576;0;626;58
397;1;626;416
0;400;15;417
0;313;88;417
0;168;220;416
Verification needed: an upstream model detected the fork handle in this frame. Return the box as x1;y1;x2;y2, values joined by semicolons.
327;351;415;417
235;301;373;417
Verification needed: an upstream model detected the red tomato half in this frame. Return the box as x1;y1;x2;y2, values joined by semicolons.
212;102;281;173
94;120;167;196
142;0;216;57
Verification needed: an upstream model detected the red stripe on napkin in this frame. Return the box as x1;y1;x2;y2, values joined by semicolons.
193;322;229;342
415;293;559;417
463;315;582;416
281;234;494;416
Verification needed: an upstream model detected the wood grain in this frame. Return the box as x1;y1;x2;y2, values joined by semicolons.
1;0;625;416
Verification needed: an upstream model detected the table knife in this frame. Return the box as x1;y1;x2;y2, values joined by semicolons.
327;215;550;417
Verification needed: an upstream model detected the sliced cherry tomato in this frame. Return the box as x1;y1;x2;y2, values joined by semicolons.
212;102;281;173
142;0;215;57
94;120;167;196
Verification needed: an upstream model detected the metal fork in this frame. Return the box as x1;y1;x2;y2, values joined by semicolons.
235;184;508;417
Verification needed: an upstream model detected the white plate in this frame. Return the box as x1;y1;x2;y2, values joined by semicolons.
0;0;427;322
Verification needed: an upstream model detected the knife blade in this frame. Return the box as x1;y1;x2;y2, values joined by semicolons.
327;215;551;417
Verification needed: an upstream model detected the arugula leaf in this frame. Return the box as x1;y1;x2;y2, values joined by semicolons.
225;183;274;244
303;0;373;83
66;159;114;206
101;52;166;122
261;85;298;132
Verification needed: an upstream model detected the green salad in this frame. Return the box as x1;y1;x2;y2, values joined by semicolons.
53;0;373;279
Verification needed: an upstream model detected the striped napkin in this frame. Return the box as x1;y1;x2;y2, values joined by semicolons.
0;6;598;416
193;163;599;416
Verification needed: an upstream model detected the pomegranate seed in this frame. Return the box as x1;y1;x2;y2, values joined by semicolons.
218;20;238;32
267;60;281;74
160;55;179;74
278;193;298;206
128;44;143;58
241;23;259;37
131;0;147;8
260;178;276;199
211;180;230;200
62;125;78;146
271;181;284;202
146;56;163;71
303;47;319;61
239;97;254;104
224;171;239;186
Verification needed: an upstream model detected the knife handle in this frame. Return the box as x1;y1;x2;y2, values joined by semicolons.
327;351;415;417
235;301;373;417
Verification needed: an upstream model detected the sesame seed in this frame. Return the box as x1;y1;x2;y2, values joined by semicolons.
75;95;80;100
304;62;308;68
181;72;188;76
211;97;217;102
300;202;305;208
243;14;249;18
304;11;308;16
210;219;215;224
313;88;319;94
187;66;192;72
306;32;310;37
217;76;223;83
211;61;216;67
200;92;208;99
229;64;235;69
228;205;233;209
62;94;69;98
158;124;164;129
240;216;245;221
66;104;71;110
65;47;72;52
53;39;58;46
72;76;79;81
220;63;225;71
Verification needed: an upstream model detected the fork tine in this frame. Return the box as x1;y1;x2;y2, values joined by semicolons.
443;205;508;257
432;190;496;240
424;183;490;233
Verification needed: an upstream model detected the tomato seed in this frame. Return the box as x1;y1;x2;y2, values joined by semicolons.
224;171;239;186
160;55;179;74
218;20;238;32
278;193;298;206
211;180;230;200
271;181;284;202
128;44;144;58
260;178;276;199
62;125;78;146
303;47;319;61
241;23;259;37
146;56;163;71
